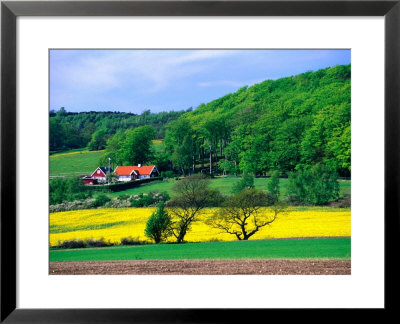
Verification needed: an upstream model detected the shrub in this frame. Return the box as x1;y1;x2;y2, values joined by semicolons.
265;191;278;205
231;172;255;194
130;193;154;207
161;170;175;178
130;191;170;207
328;194;351;208
117;194;130;201
284;194;302;206
287;163;340;205
54;238;112;248
144;202;172;243
120;236;146;245
49;177;92;205
49;198;96;212
159;191;170;202
85;238;111;247
55;239;86;249
338;194;351;208
91;193;111;207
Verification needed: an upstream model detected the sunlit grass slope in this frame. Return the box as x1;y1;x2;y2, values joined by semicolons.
50;140;164;178
50;149;105;177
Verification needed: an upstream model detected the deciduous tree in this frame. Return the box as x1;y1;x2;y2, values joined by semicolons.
288;163;340;205
207;188;286;240
167;174;222;243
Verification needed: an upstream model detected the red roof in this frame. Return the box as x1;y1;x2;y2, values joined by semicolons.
115;165;155;176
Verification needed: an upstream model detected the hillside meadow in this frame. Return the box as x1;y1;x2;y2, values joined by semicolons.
49;206;351;247
50;149;105;177
49;140;164;178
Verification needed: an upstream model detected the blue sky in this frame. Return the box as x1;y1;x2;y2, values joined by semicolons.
50;49;350;114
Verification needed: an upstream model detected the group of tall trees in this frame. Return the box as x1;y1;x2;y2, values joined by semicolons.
49;108;186;152
97;125;156;167
164;64;351;177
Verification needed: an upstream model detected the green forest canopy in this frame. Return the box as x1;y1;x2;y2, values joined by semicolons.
49;108;188;152
50;64;351;177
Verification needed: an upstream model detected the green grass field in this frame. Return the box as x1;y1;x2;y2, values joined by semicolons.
50;237;351;262
50;141;163;177
50;149;105;177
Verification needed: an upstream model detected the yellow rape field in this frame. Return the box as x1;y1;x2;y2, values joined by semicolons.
49;207;351;246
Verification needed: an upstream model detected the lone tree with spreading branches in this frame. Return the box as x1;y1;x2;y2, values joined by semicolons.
207;188;286;241
167;174;222;243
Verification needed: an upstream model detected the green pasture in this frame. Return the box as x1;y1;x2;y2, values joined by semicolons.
50;147;88;155
49;237;351;262
50;140;163;177
50;150;105;177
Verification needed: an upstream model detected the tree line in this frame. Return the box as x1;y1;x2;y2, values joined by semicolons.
49;108;187;152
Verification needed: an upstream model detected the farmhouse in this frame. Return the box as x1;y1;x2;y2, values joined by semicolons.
115;165;159;182
82;167;113;185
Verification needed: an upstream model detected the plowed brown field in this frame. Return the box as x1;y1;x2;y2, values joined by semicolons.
50;259;351;275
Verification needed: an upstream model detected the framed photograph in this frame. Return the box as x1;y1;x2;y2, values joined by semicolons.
1;0;398;322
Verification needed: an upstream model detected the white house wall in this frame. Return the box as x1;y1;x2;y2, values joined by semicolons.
118;176;132;182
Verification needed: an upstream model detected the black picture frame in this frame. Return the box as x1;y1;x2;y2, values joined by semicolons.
1;0;398;322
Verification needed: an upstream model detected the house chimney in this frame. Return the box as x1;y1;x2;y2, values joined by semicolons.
138;164;142;167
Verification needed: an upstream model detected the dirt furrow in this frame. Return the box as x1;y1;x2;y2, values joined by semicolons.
50;259;351;275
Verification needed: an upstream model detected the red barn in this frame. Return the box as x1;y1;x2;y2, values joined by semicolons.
82;167;113;185
82;176;98;185
115;165;159;182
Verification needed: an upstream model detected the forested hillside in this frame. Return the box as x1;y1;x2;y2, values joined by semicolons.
50;64;351;177
163;64;351;177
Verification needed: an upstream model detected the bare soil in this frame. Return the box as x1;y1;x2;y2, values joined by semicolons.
49;259;351;275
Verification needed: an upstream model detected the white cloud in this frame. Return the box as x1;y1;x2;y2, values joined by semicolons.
50;49;244;110
120;50;239;93
53;50;240;94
